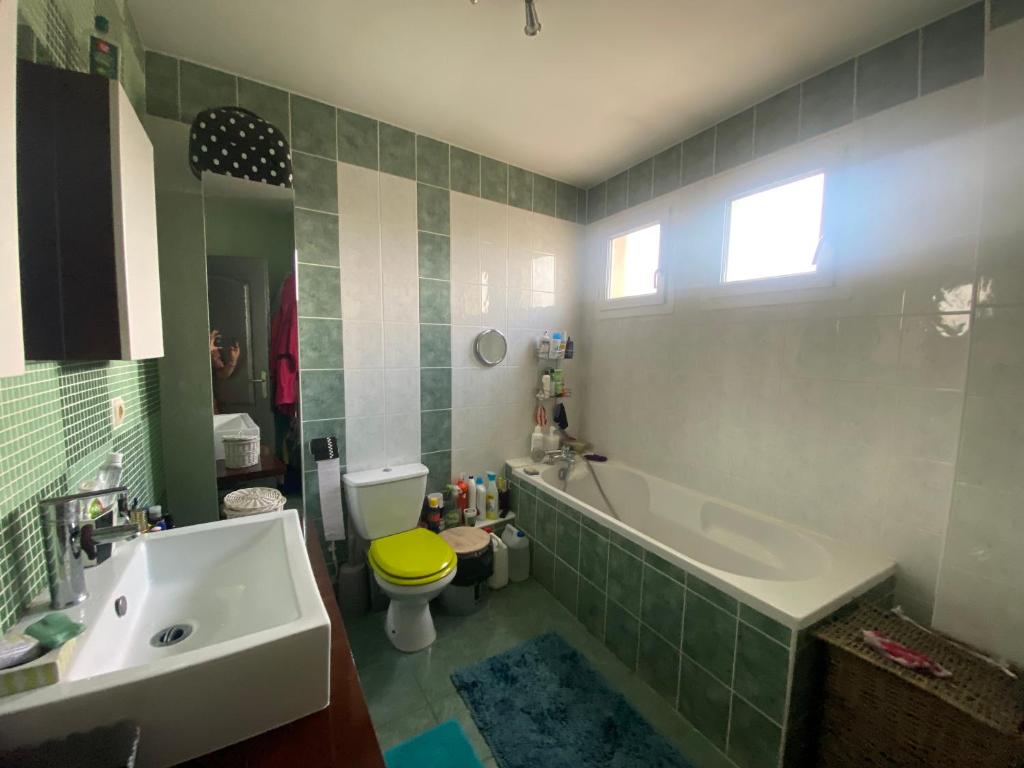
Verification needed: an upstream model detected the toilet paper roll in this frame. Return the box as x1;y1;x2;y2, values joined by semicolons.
317;457;345;541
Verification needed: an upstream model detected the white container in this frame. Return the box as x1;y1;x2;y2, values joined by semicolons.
488;533;509;590
223;434;259;468
503;525;530;582
213;412;260;461
543;426;560;452
530;426;544;458
475;478;486;517
467;475;477;512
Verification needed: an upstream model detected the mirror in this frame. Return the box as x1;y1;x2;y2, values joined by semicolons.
474;328;508;366
201;173;300;504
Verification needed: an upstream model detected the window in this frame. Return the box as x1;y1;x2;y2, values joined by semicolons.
724;172;825;283
604;222;664;311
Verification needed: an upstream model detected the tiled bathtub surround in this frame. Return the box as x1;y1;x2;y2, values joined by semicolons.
585;3;986;223
510;477;887;768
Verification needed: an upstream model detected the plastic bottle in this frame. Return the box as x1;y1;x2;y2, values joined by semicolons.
550;332;563;359
475;477;486;517
541;373;552;398
538;331;551;358
488;533;509;590
530;426;544;460
80;452;124;523
89;15;119;81
565;336;574;360
543;425;560;452
485;472;499;520
464;507;478;527
502;526;531;582
456;476;469;517
467;475;477;513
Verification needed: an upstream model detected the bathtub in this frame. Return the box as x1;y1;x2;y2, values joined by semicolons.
511;458;893;629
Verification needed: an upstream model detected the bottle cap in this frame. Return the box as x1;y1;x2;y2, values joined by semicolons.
108;452;124;465
487;471;497;481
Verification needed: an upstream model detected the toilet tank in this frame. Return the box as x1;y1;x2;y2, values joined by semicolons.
342;463;429;540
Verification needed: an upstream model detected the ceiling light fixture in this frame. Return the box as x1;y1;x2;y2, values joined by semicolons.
524;0;542;36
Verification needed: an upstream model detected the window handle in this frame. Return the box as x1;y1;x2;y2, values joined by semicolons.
653;269;662;291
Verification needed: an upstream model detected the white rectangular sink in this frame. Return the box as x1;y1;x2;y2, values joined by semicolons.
0;509;330;766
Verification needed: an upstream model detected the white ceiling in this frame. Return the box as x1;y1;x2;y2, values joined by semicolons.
130;0;971;188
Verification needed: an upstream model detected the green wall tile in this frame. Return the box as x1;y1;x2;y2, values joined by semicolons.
577;578;606;640
754;86;800;157
420;410;451;453
295;210;340;267
683;594;737;684
291;95;336;158
179;61;236;123
921;2;984;95
532;175;557;216
554;558;579;613
417;136;450;188
417;184;450;235
556;511;581;567
581;514;608;537
144;51;178;121
681;128;715;186
605;171;628;216
855;32;920;118
740;604;792;646
991;0;1024;28
607;544;642;615
508;166;533;211
481;157;508;203
420;368;451;410
688;575;738;613
419;324;451;368
555;181;577;222
715;108;754;172
678;655;731;750
418;232;451;280
652;144;682;197
300;370;345;420
579;526;609;588
293;152;339;213
450;147;481;196
337;110;379;170
516;489;536;533
533;543;555;592
298;264;341;318
605;599;639;669
638;624;680;705
799;60;855;139
380;123;416;179
587;182;607;223
610;531;642;558
645;551;687;584
237;79;290;139
535;499;557;550
640;566;685;645
298;318;343;369
627;159;653;207
576;187;587;224
728;697;782;768
422;450;452;494
419;279;451;324
733;623;789;723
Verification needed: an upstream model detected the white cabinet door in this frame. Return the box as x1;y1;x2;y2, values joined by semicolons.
110;82;163;359
0;0;23;376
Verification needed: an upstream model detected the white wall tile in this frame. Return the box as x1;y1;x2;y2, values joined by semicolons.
385;368;420;416
345;368;385;419
383;322;419;369
342;321;382;370
345;415;386;472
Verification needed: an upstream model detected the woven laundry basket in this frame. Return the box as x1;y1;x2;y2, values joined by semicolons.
814;604;1024;768
223;487;285;519
222;433;260;468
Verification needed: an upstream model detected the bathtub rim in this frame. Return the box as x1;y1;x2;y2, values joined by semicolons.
509;458;895;631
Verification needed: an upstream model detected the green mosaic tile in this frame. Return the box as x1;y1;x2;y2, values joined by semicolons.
688;575;738;613
605;599;639;669
300;370;345;421
739;604;792;646
293;152;339;213
294;210;340;267
535;499;557;550
577;577;606;641
420;368;452;411
337;110;379;170
297;264;341;318
587;182;607;223
640;565;685;645
532;175;557;216
627;159;653;207
645;551;687;585
638;624;680;705
607;544;642;616
417;184;450;235
419;279;451;324
727;696;782;768
733;622;789;724
683;593;737;684
508;166;533;211
678;654;731;750
533;542;556;593
298;318;343;369
579;526;609;588
290;95;336;158
652;144;682;197
419;325;451;368
555;510;581;567
554;558;579;614
420;410;452;453
555;182;578;222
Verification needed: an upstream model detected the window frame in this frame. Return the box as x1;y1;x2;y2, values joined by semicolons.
599;218;668;314
709;169;834;301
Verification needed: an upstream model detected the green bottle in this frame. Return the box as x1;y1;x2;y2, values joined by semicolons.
89;15;119;81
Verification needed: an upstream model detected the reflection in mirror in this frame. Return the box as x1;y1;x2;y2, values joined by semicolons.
202;173;300;508
475;328;508;366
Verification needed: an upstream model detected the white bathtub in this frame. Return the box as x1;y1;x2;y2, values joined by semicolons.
511;458;894;628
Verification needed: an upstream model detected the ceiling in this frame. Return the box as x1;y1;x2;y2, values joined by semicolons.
130;0;972;188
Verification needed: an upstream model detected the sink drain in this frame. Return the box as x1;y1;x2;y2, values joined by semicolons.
150;623;194;647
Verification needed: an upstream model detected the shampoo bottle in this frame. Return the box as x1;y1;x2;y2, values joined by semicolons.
467;475;477;513
475;477;486;517
485;472;499;520
530;425;544;459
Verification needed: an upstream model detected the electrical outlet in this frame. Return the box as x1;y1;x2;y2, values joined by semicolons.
110;396;126;429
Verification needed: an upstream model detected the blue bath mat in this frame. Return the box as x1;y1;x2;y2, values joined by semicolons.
451;632;693;768
384;719;485;768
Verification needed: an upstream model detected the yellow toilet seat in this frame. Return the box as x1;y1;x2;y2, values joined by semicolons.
368;528;457;586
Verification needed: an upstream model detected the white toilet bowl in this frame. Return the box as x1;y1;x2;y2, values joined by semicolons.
374;569;457;652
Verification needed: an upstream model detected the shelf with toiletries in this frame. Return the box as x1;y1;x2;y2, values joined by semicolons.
536;330;575;361
535;391;571;400
473;512;516;528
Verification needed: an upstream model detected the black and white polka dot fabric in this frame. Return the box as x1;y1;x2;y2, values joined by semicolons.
188;106;293;187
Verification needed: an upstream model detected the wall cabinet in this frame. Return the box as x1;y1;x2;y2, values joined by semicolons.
17;60;163;361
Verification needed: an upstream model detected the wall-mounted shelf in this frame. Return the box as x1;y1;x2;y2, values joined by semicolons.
472;512;515;528
535;391;572;400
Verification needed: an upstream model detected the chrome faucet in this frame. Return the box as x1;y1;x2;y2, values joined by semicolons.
38;487;140;609
544;445;577;481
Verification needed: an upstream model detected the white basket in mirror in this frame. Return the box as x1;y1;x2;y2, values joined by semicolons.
223;487;285;518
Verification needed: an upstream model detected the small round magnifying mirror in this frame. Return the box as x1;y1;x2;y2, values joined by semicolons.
474;328;508;366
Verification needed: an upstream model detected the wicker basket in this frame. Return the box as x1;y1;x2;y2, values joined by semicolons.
223;487;285;518
815;604;1024;768
223;434;259;468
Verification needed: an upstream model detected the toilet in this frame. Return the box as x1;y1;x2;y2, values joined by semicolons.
342;463;457;652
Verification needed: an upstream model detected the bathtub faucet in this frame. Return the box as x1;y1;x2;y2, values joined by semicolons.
544;445;577;481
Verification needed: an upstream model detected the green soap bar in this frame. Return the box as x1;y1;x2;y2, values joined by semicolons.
24;613;85;650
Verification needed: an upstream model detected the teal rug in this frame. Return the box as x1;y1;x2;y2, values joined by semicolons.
384;719;484;768
451;632;694;768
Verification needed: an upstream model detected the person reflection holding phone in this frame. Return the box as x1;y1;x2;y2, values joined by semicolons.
210;329;241;414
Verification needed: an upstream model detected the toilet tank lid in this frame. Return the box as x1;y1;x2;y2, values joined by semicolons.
343;463;428;488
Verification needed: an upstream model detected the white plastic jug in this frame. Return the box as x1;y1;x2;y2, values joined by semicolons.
502;525;530;583
488;533;509;590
